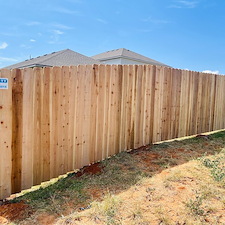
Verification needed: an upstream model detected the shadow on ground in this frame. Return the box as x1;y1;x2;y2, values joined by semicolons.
1;130;225;224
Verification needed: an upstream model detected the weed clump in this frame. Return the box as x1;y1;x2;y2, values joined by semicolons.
90;194;120;224
200;150;225;182
185;195;205;216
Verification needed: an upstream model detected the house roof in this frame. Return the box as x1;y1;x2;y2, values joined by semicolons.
4;49;100;69
92;48;170;67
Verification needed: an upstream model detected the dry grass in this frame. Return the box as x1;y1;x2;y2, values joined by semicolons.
1;130;225;224
56;150;225;224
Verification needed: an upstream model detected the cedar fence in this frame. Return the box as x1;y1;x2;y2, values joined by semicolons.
0;64;225;199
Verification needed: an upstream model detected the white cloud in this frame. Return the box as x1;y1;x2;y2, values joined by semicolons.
169;0;199;8
30;39;36;42
51;23;73;30
202;70;219;74
0;56;18;62
53;30;64;35
48;30;64;44
0;42;8;49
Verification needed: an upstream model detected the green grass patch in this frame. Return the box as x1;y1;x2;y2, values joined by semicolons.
11;151;147;215
200;149;225;182
8;129;225;223
209;131;225;139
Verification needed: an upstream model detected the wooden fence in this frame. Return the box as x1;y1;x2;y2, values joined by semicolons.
0;64;225;199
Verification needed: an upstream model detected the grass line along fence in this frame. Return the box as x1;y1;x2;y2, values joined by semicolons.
0;64;225;199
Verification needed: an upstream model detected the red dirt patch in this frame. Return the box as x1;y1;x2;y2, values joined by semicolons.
3;132;225;224
177;186;186;190
144;152;160;160
75;162;103;177
129;145;151;154
36;213;56;225
176;148;186;152
0;201;30;222
88;188;103;200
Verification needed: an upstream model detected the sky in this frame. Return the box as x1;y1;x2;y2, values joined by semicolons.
0;0;225;74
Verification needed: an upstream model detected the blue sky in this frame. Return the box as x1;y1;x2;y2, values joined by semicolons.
0;0;224;74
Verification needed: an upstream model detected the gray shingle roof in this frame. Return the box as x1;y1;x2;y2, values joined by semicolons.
92;48;170;67
4;49;100;69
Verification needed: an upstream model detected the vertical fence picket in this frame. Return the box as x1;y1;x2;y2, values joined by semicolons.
11;69;23;193
1;65;225;199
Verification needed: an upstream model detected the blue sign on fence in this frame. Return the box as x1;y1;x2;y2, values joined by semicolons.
0;78;8;89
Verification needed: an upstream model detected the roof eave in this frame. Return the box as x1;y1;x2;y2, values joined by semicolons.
97;55;168;66
17;64;52;69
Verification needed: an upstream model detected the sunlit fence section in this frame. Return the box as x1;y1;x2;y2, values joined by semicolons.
0;65;225;199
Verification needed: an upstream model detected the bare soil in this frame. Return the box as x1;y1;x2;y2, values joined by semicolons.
1;131;225;225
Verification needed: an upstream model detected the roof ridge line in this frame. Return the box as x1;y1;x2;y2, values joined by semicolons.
121;48;125;56
38;49;69;64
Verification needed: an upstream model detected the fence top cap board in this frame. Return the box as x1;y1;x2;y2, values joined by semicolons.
3;49;101;70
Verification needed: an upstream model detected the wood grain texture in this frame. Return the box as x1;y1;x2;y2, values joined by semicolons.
21;68;34;190
0;69;12;199
11;69;23;193
1;65;225;199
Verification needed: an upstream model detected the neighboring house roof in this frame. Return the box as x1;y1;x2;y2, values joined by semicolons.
4;49;100;69
92;48;170;67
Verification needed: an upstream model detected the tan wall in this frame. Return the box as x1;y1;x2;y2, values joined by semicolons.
0;64;225;199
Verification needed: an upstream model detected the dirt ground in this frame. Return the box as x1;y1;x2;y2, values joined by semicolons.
60;161;225;225
1;131;225;225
